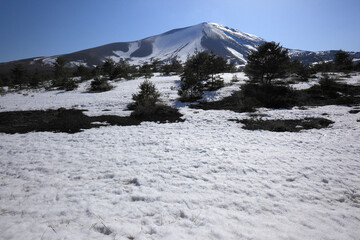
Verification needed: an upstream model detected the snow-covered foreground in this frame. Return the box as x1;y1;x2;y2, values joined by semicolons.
1;73;360;240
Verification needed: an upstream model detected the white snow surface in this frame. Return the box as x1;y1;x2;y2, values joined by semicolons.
1;73;360;240
41;57;57;66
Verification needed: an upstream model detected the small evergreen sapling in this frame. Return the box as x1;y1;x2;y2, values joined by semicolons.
132;80;160;108
89;76;113;92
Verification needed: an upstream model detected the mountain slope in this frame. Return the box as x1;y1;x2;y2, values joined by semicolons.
55;22;266;66
0;22;265;73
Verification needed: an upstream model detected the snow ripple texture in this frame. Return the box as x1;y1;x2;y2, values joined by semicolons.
0;73;360;240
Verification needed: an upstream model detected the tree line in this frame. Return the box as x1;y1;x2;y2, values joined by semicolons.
0;56;183;90
1;45;359;94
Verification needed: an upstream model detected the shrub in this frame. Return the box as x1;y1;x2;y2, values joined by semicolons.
160;58;183;75
240;82;295;108
205;75;224;91
288;59;311;82
139;63;154;79
89;77;113;92
178;72;203;102
130;104;183;123
333;50;353;72
130;80;184;122
102;58;116;79
29;69;42;88
231;74;239;83
233;117;334;132
64;78;78;91
132;80;160;108
11;63;28;89
52;57;72;88
318;74;341;98
74;65;94;81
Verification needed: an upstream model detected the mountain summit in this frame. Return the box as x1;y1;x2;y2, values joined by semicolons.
108;22;266;65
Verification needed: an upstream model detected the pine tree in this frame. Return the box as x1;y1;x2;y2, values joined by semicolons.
205;53;226;90
102;58;116;79
74;65;93;81
53;56;72;88
150;59;161;72
170;58;183;74
244;42;290;85
333;50;352;72
178;51;228;100
140;62;154;79
132;80;160;108
11;63;27;89
29;69;41;87
178;68;203;101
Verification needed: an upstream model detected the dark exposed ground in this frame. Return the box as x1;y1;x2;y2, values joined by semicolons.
349;109;360;114
0;107;184;134
230;117;334;132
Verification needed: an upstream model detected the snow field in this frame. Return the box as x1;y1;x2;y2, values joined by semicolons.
0;73;360;240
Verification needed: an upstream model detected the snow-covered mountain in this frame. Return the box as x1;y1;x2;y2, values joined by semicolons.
1;22;360;73
38;22;266;66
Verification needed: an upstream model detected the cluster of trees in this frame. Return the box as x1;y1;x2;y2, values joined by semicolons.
159;58;183;75
237;41;360;110
312;50;360;73
243;41;311;84
0;64;52;89
178;51;235;101
244;42;359;86
1;42;358;96
0;56;184;91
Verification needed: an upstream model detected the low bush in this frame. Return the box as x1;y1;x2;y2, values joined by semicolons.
89;77;113;92
231;117;334;132
130;104;183;123
191;78;360;112
178;93;203;103
240;83;295;108
318;74;340;98
231;75;239;83
64;79;78;91
204;76;225;91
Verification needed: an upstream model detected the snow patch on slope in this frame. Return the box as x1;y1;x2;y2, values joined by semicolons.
42;57;57;66
112;42;140;60
226;47;246;62
151;24;205;62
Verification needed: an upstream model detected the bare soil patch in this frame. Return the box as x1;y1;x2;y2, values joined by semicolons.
0;107;183;134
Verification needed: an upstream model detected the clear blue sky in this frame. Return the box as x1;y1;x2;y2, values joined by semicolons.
1;0;359;62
